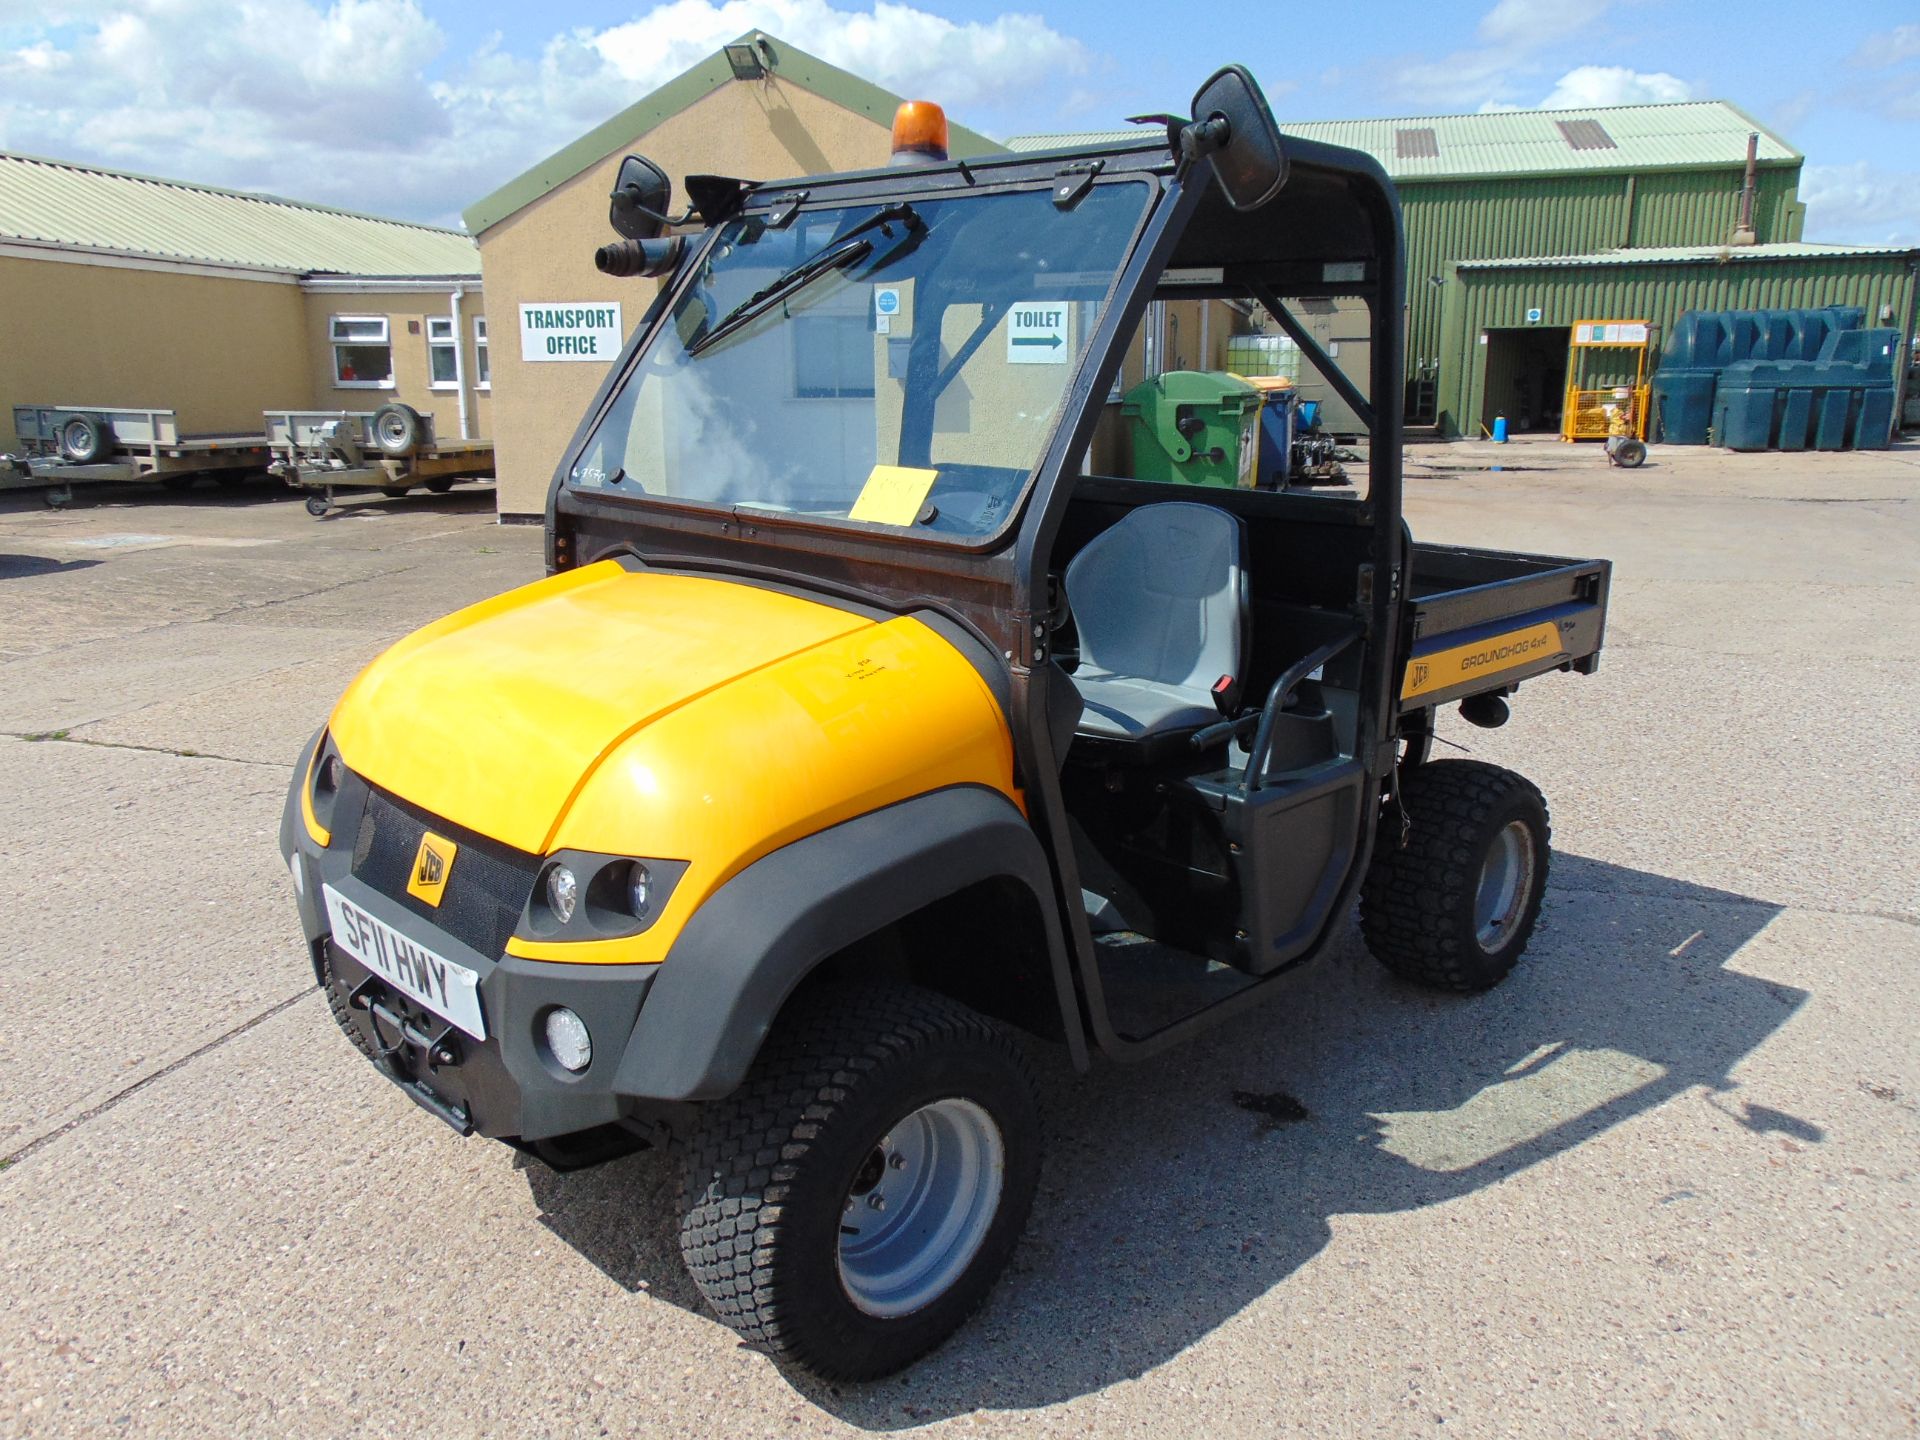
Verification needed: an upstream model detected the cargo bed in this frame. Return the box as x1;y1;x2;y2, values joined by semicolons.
1398;543;1611;711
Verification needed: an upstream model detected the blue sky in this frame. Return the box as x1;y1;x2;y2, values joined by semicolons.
0;0;1914;242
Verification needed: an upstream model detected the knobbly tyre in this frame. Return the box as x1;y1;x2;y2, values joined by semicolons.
279;68;1611;1378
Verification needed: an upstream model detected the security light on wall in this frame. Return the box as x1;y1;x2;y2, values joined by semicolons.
1427;275;1445;288
725;39;772;79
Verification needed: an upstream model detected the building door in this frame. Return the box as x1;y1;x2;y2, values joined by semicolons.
1481;327;1571;434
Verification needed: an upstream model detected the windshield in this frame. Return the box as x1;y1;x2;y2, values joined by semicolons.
570;181;1150;539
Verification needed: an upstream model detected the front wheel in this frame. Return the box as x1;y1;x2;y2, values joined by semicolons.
1360;759;1550;991
679;985;1040;1379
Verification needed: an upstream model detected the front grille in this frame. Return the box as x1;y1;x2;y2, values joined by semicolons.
350;782;539;958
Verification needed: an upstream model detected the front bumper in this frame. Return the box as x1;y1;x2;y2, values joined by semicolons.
280;735;658;1143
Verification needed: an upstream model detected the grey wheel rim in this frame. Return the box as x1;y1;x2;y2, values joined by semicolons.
837;1098;1005;1319
1474;819;1535;953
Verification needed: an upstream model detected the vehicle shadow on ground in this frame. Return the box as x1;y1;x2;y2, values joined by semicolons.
0;553;101;578
521;853;1808;1424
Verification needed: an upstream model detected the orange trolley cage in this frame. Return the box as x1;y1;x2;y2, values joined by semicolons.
1561;319;1653;443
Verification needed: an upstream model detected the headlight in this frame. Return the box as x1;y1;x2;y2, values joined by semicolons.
624;861;652;919
543;1008;592;1072
544;863;579;924
517;852;689;943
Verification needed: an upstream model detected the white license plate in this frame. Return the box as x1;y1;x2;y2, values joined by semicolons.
323;884;487;1040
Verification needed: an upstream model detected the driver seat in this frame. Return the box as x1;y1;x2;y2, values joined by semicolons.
1064;502;1247;754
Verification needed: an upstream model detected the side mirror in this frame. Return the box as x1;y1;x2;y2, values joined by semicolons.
609;155;672;241
1187;65;1287;211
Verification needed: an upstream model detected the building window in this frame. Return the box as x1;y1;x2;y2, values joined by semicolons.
428;316;458;388
792;314;875;399
473;316;490;390
331;316;393;388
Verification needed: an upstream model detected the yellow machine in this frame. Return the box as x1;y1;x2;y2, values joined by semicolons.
277;72;1614;1380
1560;318;1653;443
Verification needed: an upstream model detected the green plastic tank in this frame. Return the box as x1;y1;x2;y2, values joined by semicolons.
1121;371;1262;488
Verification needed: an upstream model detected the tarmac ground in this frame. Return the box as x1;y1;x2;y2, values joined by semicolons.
1;440;1916;1437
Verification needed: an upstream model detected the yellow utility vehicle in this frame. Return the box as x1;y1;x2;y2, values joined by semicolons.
280;69;1611;1377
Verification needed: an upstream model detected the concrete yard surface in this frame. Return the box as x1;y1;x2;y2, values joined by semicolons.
0;446;1916;1438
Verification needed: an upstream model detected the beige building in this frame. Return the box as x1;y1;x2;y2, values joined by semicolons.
463;33;999;519
0;153;489;454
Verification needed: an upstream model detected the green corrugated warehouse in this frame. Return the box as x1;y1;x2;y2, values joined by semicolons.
1009;101;1919;438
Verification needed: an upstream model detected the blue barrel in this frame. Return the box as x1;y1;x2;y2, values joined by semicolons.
1491;414;1509;443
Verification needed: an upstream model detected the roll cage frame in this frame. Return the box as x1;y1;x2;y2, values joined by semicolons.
545;131;1408;1066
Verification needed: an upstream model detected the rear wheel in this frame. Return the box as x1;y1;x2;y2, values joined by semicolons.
679;985;1040;1380
1360;759;1549;991
424;479;455;493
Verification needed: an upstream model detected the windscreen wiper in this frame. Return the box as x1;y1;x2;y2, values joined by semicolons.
686;203;921;358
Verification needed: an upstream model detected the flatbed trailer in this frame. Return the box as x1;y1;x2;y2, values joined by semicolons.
1;406;271;505
265;408;494;516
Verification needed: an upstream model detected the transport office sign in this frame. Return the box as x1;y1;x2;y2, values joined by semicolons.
520;302;623;362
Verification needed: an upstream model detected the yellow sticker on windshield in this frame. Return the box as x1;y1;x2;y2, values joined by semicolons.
848;465;938;527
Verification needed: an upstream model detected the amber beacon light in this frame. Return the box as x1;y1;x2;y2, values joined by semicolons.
890;101;949;165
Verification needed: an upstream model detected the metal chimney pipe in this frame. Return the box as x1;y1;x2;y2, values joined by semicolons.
1734;132;1759;245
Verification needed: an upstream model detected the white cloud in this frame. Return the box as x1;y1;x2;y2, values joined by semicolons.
1391;0;1696;112
1477;0;1609;47
0;0;1095;226
1800;162;1920;247
1536;65;1692;109
1851;23;1920;67
588;0;1086;115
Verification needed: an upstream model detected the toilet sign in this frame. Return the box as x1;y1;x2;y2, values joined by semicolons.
1007;302;1068;364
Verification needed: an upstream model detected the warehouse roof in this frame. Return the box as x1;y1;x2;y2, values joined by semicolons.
464;32;1003;236
1458;241;1918;270
1008;100;1800;180
0;151;479;277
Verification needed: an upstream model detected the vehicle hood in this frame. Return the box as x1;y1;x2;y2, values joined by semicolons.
328;561;875;853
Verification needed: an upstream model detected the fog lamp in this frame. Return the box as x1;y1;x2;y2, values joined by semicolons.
545;863;578;924
545;1008;592;1072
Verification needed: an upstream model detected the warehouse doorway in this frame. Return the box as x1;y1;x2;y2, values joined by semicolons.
1481;327;1570;434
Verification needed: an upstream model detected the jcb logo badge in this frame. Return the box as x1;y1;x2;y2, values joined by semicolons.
406;832;458;908
1410;662;1430;691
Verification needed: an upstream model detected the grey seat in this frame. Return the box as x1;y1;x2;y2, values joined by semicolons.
1064;502;1247;744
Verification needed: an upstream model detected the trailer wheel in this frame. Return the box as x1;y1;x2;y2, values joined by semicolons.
370;403;424;457
1360;760;1550;992
679;985;1040;1380
424;479;455;493
305;495;331;517
59;415;113;464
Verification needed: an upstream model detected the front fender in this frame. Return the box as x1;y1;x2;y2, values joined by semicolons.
615;785;1081;1101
